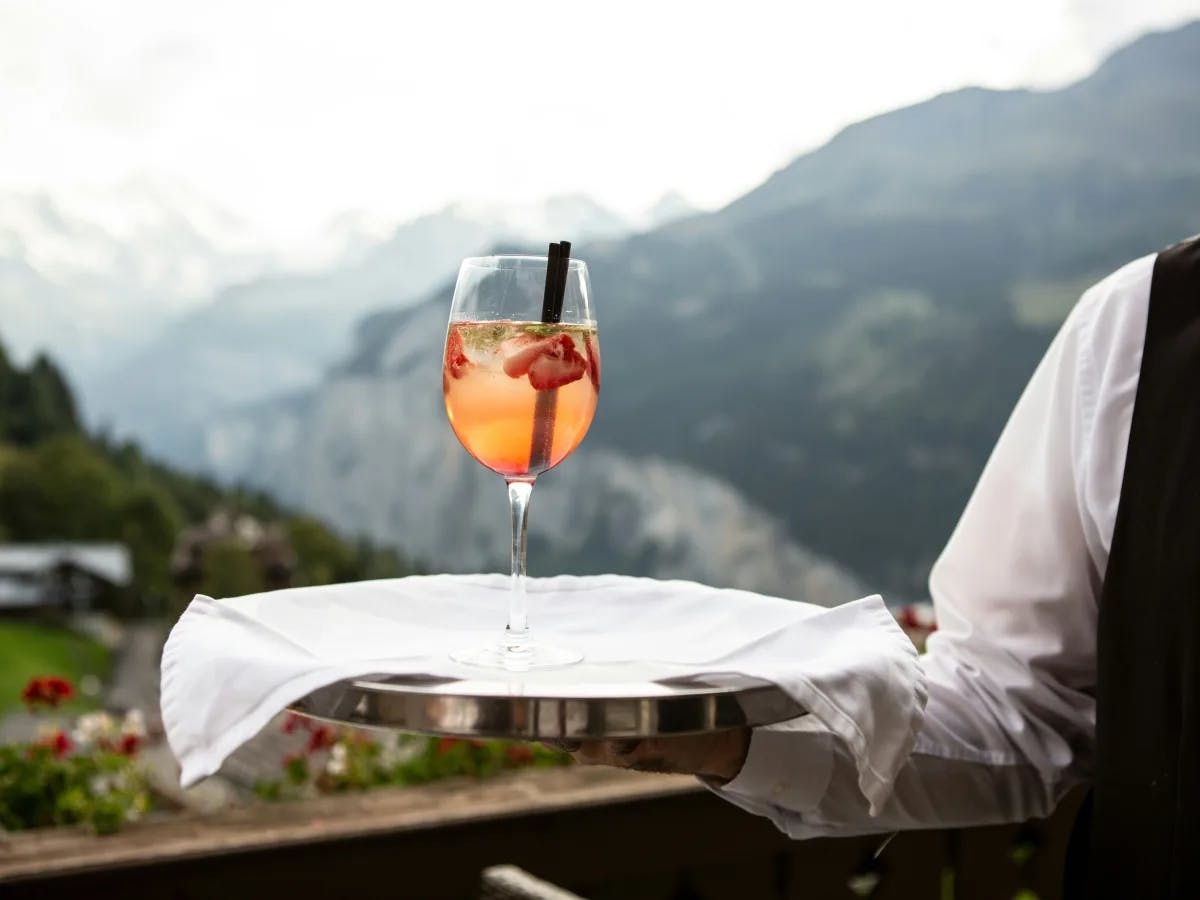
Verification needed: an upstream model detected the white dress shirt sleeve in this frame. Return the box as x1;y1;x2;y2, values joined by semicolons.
712;253;1154;838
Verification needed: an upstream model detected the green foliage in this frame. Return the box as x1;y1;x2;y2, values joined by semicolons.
0;345;81;446
200;539;265;599
285;518;416;586
252;779;283;801
0;435;123;540
0;623;110;714
0;349;417;610
95;432;282;526
352;540;422;580
388;736;569;787
0;698;151;836
0;436;184;600
284;753;310;786
286;517;357;587
0;743;150;834
256;716;570;801
117;484;184;598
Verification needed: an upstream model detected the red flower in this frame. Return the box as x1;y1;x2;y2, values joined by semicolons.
282;712;306;735
117;734;141;757
21;676;74;708
306;725;336;753
505;744;534;766
34;730;72;757
47;677;73;701
435;737;460;756
20;681;40;706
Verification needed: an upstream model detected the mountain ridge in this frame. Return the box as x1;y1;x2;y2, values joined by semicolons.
244;20;1200;596
81;197;636;463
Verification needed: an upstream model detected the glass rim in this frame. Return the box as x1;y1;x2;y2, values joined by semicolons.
461;254;588;271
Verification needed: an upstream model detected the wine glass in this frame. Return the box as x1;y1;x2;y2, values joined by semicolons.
442;248;599;670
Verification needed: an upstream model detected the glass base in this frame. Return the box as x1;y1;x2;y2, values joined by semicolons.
450;641;583;672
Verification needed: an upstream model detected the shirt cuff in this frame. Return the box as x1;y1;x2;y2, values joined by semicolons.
708;715;835;816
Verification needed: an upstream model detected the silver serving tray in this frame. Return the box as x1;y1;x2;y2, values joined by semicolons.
290;662;804;740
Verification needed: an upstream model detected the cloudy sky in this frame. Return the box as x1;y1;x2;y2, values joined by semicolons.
2;0;1198;245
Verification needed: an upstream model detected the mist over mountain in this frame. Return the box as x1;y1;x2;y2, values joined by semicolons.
644;192;700;229
0;177;273;379
79;196;635;464
448;195;633;242
208;21;1200;598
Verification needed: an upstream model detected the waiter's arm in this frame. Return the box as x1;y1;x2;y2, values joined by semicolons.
577;254;1152;839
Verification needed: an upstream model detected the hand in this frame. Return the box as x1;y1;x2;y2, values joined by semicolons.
551;728;751;782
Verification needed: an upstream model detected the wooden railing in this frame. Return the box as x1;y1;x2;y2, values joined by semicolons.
0;767;1085;900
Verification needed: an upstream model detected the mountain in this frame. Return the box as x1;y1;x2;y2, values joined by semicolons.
205;300;864;605
643;191;699;229
207;21;1200;598
725;25;1200;227
84;197;633;465
0;176;273;379
575;21;1200;593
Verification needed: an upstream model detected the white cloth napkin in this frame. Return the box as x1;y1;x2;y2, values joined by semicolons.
161;574;926;812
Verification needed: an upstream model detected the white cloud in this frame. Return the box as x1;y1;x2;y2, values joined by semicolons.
1;0;1197;248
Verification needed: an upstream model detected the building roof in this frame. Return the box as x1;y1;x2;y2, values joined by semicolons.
0;543;133;587
0;577;43;608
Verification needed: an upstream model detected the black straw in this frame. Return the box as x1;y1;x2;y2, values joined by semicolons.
529;240;572;472
540;241;571;323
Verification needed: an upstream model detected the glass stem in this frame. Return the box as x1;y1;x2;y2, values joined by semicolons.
504;478;535;661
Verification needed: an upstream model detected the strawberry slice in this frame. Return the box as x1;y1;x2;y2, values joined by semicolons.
584;333;600;391
444;327;473;380
502;332;587;390
500;333;544;378
527;333;587;390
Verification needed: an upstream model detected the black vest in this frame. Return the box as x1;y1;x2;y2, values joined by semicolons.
1067;236;1200;898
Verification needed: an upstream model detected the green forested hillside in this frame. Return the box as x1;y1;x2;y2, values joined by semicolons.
347;22;1200;596
0;343;80;445
586;24;1200;594
0;342;414;607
